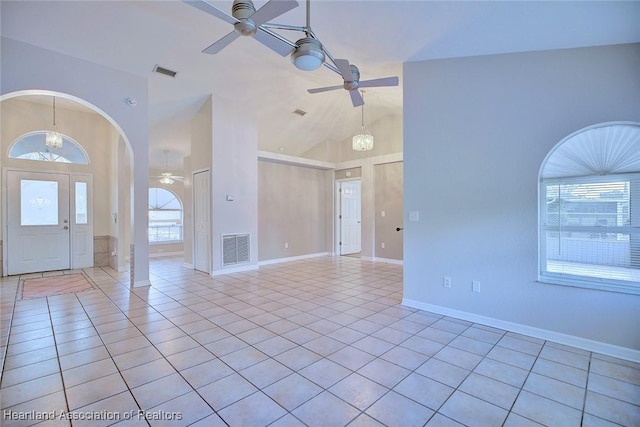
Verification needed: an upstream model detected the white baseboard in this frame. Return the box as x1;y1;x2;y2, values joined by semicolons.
149;251;184;258
258;252;329;266
357;256;403;265
373;257;403;265
402;298;640;363
133;279;151;288
182;262;194;269
211;263;259;276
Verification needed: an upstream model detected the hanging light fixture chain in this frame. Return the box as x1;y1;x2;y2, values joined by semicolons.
361;91;365;129
53;96;57;126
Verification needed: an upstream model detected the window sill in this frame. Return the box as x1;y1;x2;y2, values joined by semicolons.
149;241;183;246
537;276;640;295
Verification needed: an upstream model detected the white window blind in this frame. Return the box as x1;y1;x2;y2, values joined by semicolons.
539;123;640;294
540;174;640;293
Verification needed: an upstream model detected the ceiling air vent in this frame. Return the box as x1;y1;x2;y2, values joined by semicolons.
152;65;177;78
293;109;307;117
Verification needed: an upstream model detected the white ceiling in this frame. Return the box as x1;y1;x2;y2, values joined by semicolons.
2;1;639;170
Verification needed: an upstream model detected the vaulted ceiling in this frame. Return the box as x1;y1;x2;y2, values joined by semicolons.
2;1;639;170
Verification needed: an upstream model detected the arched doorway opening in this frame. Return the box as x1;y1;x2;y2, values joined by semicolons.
1;91;134;278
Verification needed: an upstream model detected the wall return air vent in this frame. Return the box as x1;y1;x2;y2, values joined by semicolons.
222;234;250;266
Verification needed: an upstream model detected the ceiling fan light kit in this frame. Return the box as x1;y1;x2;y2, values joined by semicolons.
291;37;325;71
156;150;184;184
159;173;175;185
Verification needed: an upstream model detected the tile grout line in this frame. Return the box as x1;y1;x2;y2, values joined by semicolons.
0;277;21;383
78;267;226;425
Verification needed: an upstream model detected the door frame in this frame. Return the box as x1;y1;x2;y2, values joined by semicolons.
192;168;211;274
2;167;94;276
334;178;362;256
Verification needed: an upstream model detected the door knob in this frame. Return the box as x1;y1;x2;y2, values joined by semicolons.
63;226;69;230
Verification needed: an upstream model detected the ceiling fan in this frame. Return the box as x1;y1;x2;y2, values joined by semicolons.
185;0;399;107
183;0;299;55
154;150;183;185
307;59;399;107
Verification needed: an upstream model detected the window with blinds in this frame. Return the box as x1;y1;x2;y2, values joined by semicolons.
148;187;183;243
539;123;640;294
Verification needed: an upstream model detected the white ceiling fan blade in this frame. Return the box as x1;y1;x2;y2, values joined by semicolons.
182;0;237;25
202;30;240;54
308;85;344;94
334;59;354;82
254;29;295;56
358;76;399;88
251;0;298;26
349;90;364;107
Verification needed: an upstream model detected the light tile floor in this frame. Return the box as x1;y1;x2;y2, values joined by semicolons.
1;256;639;426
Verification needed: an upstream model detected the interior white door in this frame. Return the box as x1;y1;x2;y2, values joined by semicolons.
6;171;71;275
193;170;211;273
340;180;362;255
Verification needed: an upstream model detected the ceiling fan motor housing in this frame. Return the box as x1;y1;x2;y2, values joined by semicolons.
343;65;361;90
232;0;257;35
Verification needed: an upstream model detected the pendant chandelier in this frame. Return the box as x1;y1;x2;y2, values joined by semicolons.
45;96;63;149
352;91;373;151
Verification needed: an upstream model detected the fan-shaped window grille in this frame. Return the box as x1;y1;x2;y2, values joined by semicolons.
8;131;89;164
539;123;640;294
149;187;183;243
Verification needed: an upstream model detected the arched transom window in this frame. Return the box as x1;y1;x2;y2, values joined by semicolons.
539;123;640;294
9;131;89;164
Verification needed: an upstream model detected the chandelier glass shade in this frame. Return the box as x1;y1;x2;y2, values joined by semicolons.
352;91;374;151
352;132;374;151
46;96;63;149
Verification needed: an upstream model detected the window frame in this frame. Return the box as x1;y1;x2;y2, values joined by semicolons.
539;173;639;294
148;187;183;244
538;122;640;295
8;131;90;164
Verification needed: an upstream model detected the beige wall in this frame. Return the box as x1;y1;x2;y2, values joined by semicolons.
374;161;403;260
335;167;361;180
190;97;213;173
302;115;403;163
182;156;193;266
1;98;116;242
258;160;331;261
182;97;213;267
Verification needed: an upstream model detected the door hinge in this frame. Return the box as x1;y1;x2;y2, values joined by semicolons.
339;215;342;219
339;242;342;245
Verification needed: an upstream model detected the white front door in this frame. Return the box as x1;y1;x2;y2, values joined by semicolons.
340;180;362;255
193;170;211;273
6;171;71;275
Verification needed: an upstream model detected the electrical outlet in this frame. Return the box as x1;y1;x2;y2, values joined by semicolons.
284;242;289;249
381;242;385;249
472;281;481;293
443;277;452;288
